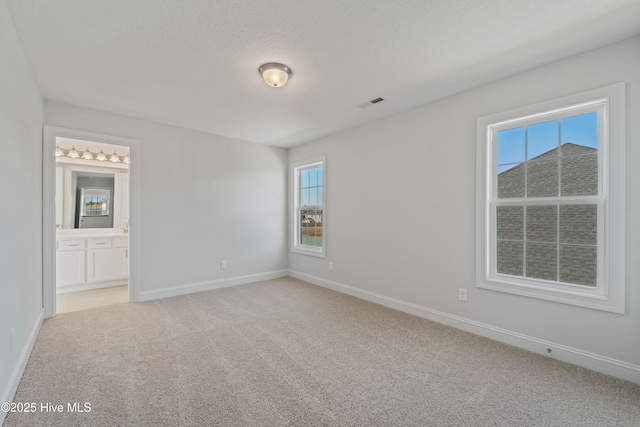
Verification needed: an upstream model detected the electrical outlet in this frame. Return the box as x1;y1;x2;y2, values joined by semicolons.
458;288;467;302
10;327;15;351
220;260;227;269
328;262;334;271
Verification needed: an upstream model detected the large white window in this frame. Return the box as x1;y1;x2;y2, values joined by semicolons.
476;83;625;313
292;157;326;257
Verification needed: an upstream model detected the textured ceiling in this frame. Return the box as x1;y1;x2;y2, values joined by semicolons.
6;0;640;148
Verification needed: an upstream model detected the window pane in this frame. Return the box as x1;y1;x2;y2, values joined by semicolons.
561;154;597;196
526;242;558;281
560;204;597;245
309;187;317;206
315;210;324;247
561;112;598;150
526;205;557;243
301;209;311;245
559;245;597;286
497;241;523;276
526;159;558;197
295;160;325;252
497;206;523;240
497;127;525;165
310;167;318;187
528;120;558;160
299;209;306;245
497;163;525;198
301;209;322;247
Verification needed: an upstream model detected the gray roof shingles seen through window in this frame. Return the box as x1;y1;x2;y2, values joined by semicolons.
496;143;597;286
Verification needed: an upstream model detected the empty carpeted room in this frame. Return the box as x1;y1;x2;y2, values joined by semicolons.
1;1;640;426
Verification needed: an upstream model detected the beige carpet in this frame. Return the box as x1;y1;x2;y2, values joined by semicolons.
4;277;640;426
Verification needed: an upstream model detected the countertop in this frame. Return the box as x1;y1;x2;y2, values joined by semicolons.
56;229;128;240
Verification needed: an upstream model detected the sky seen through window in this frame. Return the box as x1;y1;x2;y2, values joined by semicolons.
497;112;598;173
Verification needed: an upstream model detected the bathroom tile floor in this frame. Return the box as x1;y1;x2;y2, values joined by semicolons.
56;285;129;314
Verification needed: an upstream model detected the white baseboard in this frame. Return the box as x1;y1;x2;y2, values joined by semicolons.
137;270;289;302
289;270;640;385
0;308;44;426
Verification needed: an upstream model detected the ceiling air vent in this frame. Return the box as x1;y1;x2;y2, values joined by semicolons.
358;97;385;109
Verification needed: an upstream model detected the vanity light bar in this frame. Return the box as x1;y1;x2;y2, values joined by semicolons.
56;144;128;163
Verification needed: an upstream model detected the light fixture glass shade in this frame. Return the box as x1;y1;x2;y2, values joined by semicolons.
55;144;63;157
81;149;93;160
259;63;292;87
96;150;107;161
67;146;79;158
110;151;121;162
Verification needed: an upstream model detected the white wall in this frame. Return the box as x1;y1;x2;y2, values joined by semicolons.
289;36;640;374
45;101;288;298
0;0;44;417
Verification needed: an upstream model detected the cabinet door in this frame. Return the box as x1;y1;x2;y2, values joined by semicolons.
88;248;128;282
113;173;130;229
55;167;63;229
56;250;86;287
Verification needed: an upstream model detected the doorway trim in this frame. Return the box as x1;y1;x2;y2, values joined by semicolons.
43;126;140;318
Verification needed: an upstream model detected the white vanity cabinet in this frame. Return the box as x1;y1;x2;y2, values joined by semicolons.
56;234;128;292
56;239;86;287
87;237;128;283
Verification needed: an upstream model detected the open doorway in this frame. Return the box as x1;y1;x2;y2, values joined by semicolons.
54;138;130;313
43;127;139;318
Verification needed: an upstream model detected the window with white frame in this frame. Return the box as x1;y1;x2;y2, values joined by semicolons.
476;83;625;313
292;157;326;257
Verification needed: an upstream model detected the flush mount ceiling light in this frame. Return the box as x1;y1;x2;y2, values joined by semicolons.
259;63;292;88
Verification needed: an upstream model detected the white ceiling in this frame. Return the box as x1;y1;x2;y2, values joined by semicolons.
6;0;640;148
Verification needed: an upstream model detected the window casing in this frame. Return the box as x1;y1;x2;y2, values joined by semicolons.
292;157;326;257
476;84;625;313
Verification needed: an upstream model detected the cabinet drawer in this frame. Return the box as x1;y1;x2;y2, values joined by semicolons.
88;238;111;249
112;237;129;248
58;239;85;251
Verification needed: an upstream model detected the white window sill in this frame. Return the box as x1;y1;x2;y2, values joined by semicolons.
292;246;326;258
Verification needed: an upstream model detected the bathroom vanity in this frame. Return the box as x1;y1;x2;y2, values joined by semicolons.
56;231;128;293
